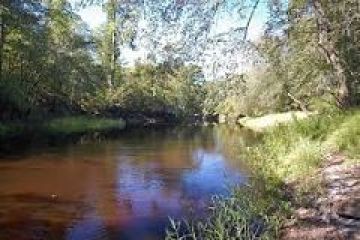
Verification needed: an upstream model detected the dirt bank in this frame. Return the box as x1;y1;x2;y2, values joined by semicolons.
282;153;360;240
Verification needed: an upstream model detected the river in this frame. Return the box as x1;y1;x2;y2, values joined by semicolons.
0;126;257;240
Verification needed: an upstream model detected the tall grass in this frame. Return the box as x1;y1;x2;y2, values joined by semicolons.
251;110;360;180
325;112;360;158
167;110;360;240
166;188;286;240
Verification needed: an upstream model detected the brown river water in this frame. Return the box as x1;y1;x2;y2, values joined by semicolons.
0;126;257;240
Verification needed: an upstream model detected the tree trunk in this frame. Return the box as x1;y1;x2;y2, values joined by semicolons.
110;11;116;90
312;0;350;108
106;0;117;93
0;3;5;82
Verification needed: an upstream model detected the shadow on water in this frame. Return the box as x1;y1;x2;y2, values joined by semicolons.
0;125;259;240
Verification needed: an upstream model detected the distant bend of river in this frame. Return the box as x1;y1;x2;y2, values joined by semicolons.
0;126;258;240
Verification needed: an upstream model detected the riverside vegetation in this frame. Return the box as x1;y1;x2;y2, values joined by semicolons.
1;0;360;239
167;110;360;239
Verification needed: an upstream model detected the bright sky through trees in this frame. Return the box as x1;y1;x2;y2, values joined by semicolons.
75;4;107;29
69;0;269;79
71;0;268;40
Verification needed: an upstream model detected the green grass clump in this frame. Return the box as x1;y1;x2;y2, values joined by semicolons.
43;116;126;135
252;110;360;181
325;112;360;159
252;123;324;182
166;187;286;240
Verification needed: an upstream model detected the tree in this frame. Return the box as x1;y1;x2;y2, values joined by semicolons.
0;0;104;119
312;0;360;107
104;0;117;92
0;0;6;82
264;0;360;109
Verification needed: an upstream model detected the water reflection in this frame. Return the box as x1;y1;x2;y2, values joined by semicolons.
183;150;245;198
0;126;257;240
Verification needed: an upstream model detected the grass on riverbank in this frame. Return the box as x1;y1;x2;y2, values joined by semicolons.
238;111;314;132
0;123;25;139
0;116;126;139
255;110;360;181
166;109;360;240
42;116;126;135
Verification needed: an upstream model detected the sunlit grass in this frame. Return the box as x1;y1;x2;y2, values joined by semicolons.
325;112;360;159
238;111;314;132
252;110;360;180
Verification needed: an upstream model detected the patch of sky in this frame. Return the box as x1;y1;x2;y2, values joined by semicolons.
69;0;270;79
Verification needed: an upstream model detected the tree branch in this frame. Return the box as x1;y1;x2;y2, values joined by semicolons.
243;0;260;41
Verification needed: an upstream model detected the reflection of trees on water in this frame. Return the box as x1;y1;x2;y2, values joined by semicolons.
0;126;256;240
212;125;259;171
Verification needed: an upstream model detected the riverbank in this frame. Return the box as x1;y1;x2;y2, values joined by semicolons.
282;153;360;239
167;109;360;239
238;111;315;132
242;110;360;239
0;116;126;140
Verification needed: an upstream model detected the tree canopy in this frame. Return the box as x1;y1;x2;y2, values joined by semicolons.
0;0;358;121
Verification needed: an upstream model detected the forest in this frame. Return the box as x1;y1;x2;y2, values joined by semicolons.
1;0;358;125
0;0;359;240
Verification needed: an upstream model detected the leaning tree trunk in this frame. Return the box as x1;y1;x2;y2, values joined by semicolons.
312;0;351;108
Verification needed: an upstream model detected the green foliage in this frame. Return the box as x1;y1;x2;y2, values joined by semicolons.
1;0;358;123
0;76;35;117
266;0;360;108
84;63;206;119
1;0;206;122
203;75;249;118
201;0;359;119
0;0;104;119
206;0;359;117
